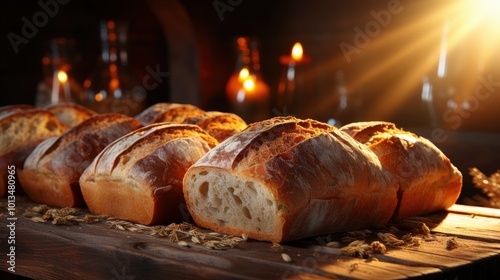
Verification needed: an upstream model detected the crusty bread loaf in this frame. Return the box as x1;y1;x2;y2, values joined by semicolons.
183;117;399;242
44;102;96;128
0;109;67;197
151;104;206;124
80;123;219;225
18;113;142;207
182;111;247;142
0;104;35;119
135;103;205;125
134;103;172;125
340;121;462;219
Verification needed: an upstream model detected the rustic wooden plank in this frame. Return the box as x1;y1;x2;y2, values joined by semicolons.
397;212;500;242
448;204;500;219
2;200;500;279
2;218;340;280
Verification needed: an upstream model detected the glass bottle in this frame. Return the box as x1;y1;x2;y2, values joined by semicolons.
225;37;270;123
83;20;145;116
36;38;84;108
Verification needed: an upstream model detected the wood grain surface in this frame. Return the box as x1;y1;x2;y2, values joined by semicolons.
1;198;499;279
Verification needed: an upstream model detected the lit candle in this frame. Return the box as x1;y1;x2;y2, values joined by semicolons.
57;70;71;101
277;42;312;117
279;42;311;66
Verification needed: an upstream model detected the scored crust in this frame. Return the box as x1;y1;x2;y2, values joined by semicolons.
44;102;96;128
80;123;219;225
340;121;462;219
183;117;399;242
18;113;142;207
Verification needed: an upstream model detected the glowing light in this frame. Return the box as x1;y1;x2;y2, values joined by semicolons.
469;0;500;21
109;78;120;91
238;68;250;82
291;42;303;61
243;77;255;91
95;92;104;102
57;70;68;83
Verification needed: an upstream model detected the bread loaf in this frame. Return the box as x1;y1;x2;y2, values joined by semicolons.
80;123;219;225
134;103;172;125
340;121;462;219
44;102;96;128
0;104;35;119
135;103;205;125
151;104;205;124
0;109;67;197
182;111;247;142
183;117;399;242
18;113;142;207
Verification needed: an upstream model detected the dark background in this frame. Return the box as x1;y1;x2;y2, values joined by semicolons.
2;0;499;128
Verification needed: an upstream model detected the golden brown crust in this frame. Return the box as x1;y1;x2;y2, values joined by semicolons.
340;121;462;219
18;113;142;207
44;102;96;128
0;109;67;197
80;123;218;225
184;117;399;242
0;104;36;119
152;104;205;124
182;111;247;142
135;103;206;125
134;103;173;125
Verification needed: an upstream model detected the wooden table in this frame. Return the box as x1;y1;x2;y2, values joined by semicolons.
1;199;500;280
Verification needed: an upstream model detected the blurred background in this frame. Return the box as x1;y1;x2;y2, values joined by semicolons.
1;0;499;203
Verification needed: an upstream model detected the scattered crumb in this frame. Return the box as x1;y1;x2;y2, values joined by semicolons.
370;241;387;254
446;237;459;250
281;253;292;263
271;242;284;252
349;262;359;272
326;241;340;248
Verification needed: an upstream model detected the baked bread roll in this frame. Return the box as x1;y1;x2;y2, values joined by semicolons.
134;103;172;125
135;103;205;125
340;121;462;219
183;117;399;242
80;123;219;225
0;104;35;118
182;111;247;142
44;102;96;128
0;109;66;197
151;104;205;124
18;113;142;207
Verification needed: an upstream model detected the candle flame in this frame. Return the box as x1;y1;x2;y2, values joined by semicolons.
238;68;250;81
291;42;303;61
243;77;255;91
57;70;68;83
